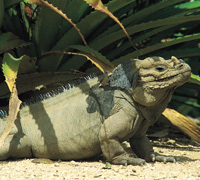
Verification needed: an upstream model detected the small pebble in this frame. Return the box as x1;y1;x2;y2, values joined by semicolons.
132;169;136;173
94;174;102;178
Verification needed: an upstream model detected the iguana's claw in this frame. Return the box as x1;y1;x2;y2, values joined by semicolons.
151;153;176;163
128;157;146;166
112;154;146;165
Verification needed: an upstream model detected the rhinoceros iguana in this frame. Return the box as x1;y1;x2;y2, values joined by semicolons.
0;56;191;165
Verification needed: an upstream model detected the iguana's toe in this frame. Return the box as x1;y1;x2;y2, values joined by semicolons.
128;157;146;165
112;154;146;165
150;153;176;163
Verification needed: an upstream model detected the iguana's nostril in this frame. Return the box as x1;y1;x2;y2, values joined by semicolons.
177;64;184;69
171;58;184;68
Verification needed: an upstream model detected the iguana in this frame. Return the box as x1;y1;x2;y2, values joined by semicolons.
0;56;191;165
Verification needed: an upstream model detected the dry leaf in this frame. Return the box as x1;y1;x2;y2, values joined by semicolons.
0;84;22;148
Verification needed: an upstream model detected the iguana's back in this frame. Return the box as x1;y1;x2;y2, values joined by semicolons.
1;75;110;160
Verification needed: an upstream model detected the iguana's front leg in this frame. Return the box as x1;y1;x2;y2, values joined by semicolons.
130;136;176;163
99;108;145;165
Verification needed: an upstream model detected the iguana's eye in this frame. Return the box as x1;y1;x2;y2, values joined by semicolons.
155;65;167;72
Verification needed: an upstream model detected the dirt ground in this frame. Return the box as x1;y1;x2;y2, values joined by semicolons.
0;138;199;180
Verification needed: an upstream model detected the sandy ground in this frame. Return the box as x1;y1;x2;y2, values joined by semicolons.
0;139;199;180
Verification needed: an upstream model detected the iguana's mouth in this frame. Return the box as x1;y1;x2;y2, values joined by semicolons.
156;75;177;82
155;70;191;82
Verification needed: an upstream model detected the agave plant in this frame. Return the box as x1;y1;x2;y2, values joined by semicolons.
0;0;200;117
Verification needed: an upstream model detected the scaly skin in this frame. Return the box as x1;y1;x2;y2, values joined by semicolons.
0;56;191;165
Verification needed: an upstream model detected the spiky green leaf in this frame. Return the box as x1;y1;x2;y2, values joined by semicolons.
189;74;200;85
0;32;31;54
2;53;23;91
90;15;200;52
113;33;200;65
175;1;200;9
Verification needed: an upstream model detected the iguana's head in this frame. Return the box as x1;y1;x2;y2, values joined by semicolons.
136;56;191;89
109;56;191;107
133;56;191;106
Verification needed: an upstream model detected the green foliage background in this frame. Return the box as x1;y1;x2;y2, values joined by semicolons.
0;0;200;119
